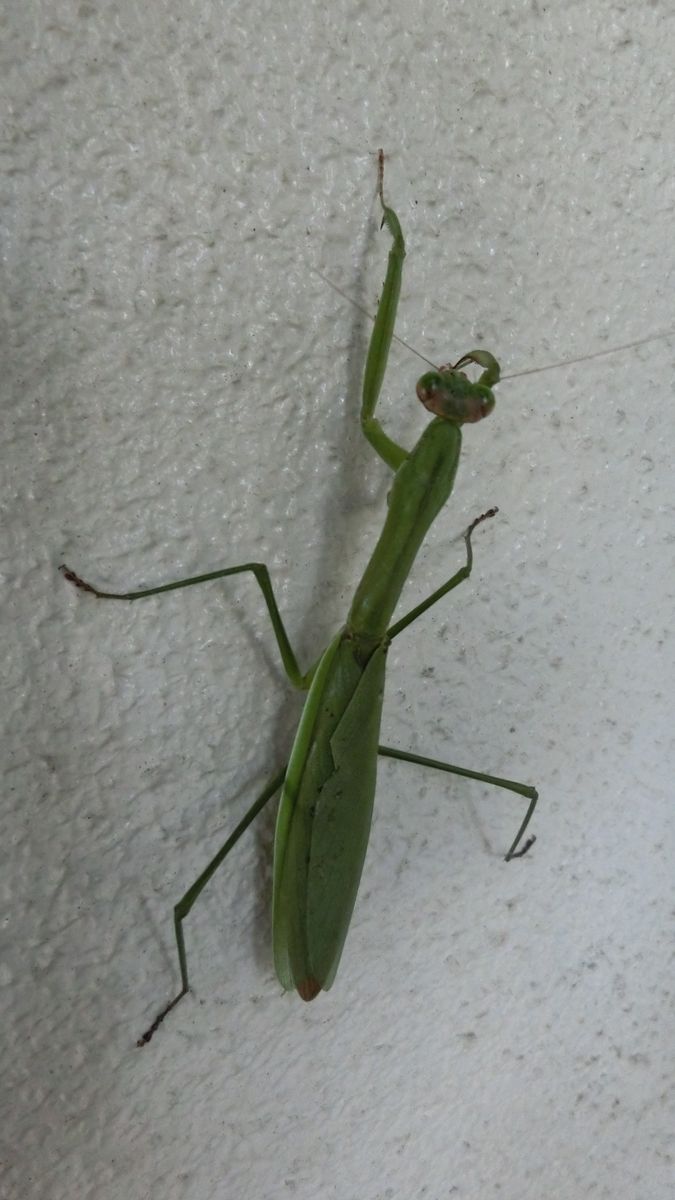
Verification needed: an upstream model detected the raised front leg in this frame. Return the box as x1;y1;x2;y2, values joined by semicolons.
360;150;409;472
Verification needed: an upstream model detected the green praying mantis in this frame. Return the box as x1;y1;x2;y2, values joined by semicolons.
62;151;540;1045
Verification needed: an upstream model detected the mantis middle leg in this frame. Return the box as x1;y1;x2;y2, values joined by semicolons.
381;507;537;858
61;561;312;689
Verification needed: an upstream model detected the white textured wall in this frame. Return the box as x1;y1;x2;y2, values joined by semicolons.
2;3;674;1198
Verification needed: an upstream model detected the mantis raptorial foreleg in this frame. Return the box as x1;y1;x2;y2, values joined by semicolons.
359;151;408;471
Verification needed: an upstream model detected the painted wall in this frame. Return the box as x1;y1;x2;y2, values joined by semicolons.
3;2;673;1197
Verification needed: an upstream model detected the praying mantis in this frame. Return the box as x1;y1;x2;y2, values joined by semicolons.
62;151;540;1045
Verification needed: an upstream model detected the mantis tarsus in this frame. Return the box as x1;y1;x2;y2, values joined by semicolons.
62;151;540;1045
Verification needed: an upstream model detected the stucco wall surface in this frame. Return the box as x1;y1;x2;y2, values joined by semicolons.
2;3;674;1199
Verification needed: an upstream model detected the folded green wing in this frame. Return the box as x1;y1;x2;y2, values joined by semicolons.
272;633;388;998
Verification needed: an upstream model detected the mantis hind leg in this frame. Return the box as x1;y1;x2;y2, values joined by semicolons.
137;765;286;1047
377;745;537;860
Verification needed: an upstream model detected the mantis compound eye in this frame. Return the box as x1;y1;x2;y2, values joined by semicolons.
416;371;496;423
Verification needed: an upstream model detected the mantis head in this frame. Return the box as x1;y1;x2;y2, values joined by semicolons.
416;350;500;424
